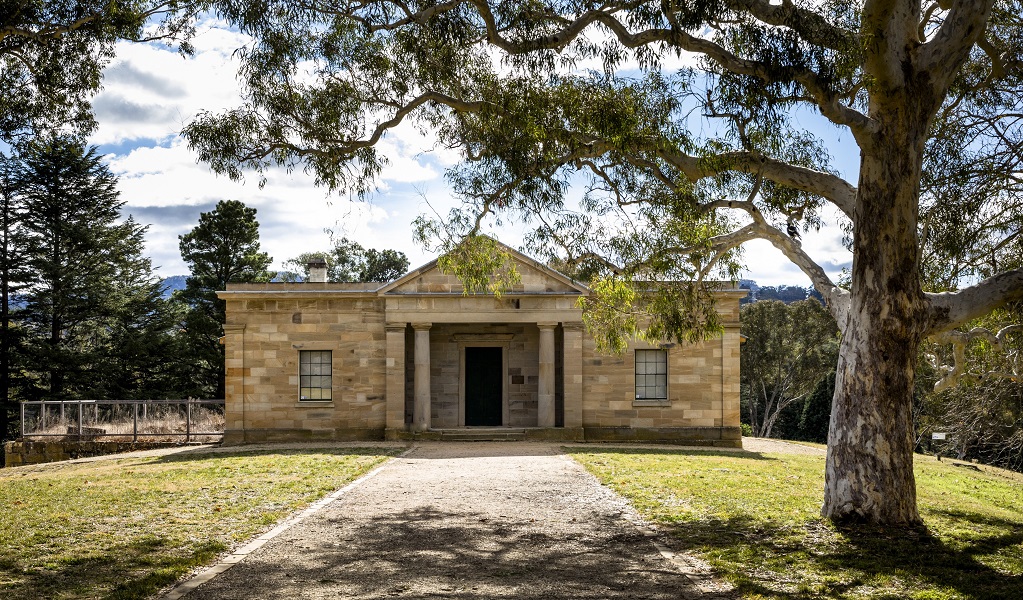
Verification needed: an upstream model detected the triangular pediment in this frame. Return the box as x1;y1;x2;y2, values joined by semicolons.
378;241;589;296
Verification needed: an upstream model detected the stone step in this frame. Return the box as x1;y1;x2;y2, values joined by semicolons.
432;428;527;441
439;435;526;441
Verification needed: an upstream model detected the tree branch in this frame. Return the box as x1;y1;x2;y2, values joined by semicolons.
466;1;876;140
929;324;1022;392
564;131;857;217
0;1;182;45
696;196;849;323
917;0;996;97
657;150;857;218
695;223;760;282
927;268;1023;335
729;0;857;52
188;90;485;176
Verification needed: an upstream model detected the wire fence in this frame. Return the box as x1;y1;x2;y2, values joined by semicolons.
19;399;225;443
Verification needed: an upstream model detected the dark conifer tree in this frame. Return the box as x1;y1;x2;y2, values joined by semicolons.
800;372;836;444
9;137;179;402
98;224;189;400
178;200;272;399
0;153;30;438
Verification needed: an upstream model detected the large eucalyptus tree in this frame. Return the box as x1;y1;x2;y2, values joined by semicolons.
185;1;1023;524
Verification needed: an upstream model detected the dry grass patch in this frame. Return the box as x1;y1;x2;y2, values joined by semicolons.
26;404;225;443
0;447;399;599
568;447;1023;600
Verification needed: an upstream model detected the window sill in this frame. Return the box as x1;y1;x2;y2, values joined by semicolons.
295;401;335;408
633;398;671;407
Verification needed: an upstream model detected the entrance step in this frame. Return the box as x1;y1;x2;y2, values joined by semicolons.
432;428;527;441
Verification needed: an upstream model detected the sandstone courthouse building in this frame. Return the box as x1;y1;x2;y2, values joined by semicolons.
218;243;743;446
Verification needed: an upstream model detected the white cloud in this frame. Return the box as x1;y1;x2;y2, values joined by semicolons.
90;20;466;276
376;137;442;184
90;21;249;146
106;138;450;275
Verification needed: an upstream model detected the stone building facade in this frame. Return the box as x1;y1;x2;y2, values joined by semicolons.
218;245;743;446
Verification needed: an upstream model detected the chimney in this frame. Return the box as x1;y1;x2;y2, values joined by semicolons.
306;257;328;283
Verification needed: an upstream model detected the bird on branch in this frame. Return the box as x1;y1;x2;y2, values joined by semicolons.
786;218;800;240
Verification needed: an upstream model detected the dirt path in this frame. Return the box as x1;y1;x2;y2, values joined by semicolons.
739;437;826;455
175;442;731;599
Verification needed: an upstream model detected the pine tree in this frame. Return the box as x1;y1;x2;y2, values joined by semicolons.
0;152;30;438
800;373;836;444
178;200;272;399
98;221;189;400
9;137;177;402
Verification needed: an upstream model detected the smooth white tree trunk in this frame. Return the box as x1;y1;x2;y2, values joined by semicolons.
822;110;928;524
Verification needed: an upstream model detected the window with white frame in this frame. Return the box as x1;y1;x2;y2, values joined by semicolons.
635;349;667;400
299;350;332;401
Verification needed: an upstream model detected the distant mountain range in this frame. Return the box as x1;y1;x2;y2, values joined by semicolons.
159;275;188;299
158;273;300;299
739;279;825;305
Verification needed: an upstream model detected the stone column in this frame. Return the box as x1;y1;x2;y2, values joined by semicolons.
537;322;557;428
721;324;743;444
562;322;584;429
412;323;432;432
222;324;246;444
385;324;407;432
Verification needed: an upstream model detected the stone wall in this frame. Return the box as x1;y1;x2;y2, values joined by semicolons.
581;337;724;428
578;296;742;439
222;294;389;444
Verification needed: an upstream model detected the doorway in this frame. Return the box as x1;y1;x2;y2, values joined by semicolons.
464;347;503;426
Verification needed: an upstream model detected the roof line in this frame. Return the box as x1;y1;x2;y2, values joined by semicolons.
375;238;590;295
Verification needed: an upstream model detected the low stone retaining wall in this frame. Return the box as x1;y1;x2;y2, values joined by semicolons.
3;440;191;468
582;426;744;447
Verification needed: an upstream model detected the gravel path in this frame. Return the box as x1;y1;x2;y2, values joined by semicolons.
176;442;732;600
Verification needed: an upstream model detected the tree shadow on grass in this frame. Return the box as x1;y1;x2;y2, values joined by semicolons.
663;511;1023;599
0;535;227;600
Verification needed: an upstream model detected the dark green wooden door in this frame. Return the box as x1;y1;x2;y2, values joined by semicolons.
465;347;502;426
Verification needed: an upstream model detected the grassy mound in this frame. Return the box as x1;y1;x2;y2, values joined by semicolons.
569;446;1023;600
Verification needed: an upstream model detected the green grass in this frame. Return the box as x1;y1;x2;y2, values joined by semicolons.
0;447;399;599
568;447;1023;600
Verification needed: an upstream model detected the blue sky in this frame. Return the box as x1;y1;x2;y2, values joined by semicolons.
92;18;854;287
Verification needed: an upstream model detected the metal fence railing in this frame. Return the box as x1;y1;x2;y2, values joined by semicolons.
19;399;225;443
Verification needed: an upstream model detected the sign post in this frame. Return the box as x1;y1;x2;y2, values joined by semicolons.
932;432;948;460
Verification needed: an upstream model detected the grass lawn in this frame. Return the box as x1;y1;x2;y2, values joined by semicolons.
569;446;1023;600
0;447;399;600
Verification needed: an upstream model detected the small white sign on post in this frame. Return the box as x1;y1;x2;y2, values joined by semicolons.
932;432;947;440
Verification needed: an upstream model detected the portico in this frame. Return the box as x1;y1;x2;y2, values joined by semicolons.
377;256;588;438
